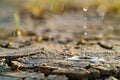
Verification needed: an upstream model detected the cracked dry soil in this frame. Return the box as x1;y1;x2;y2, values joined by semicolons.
0;7;120;80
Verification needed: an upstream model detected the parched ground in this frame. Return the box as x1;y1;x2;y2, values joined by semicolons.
0;3;120;80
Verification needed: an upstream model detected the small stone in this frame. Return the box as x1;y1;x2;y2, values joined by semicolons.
11;61;28;70
0;41;20;49
94;66;117;76
42;36;51;41
41;63;47;66
39;66;58;75
52;68;89;79
0;41;9;48
8;42;20;49
88;68;100;79
47;75;68;80
80;39;86;45
98;40;113;49
105;76;118;80
74;46;81;49
35;36;42;42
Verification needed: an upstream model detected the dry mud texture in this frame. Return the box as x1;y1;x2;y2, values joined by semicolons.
0;10;120;80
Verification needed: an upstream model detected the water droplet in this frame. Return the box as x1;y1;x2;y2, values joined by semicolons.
84;32;88;35
83;7;88;12
82;6;88;37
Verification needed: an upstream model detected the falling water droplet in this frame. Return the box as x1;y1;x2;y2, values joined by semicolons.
83;7;88;12
82;6;88;36
84;32;88;35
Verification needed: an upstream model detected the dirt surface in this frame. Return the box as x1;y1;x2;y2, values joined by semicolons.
0;1;120;80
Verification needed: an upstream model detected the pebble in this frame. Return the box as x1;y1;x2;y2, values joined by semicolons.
79;39;86;45
98;40;113;49
7;42;20;49
0;41;9;48
88;68;100;79
11;61;28;70
52;68;89;79
0;41;22;49
94;66;118;76
74;46;81;49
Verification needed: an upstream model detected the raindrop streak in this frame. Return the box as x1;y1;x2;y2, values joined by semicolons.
82;6;88;37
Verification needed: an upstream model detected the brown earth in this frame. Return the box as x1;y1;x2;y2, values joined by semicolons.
0;4;120;80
